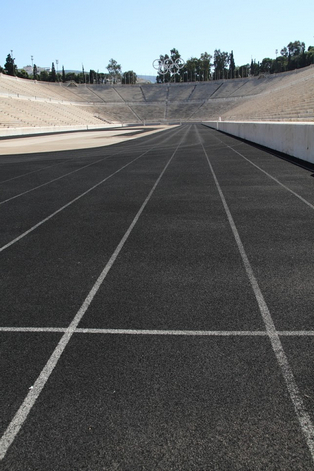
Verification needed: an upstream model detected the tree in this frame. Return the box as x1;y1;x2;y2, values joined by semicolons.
122;70;137;84
199;52;212;81
39;70;49;81
238;64;249;78
272;56;286;73
305;46;314;65
170;48;182;82
213;50;229;80
260;58;273;73
250;59;260;76
287;40;305;57
283;41;305;70
16;69;29;79
155;48;184;83
65;72;77;82
181;52;212;82
62;65;66;83
280;47;288;58
33;64;38;80
278;40;307;71
182;57;198;82
4;53;17;76
156;53;171;83
89;69;96;84
49;62;56;82
77;72;86;84
107;58;122;84
229;51;235;79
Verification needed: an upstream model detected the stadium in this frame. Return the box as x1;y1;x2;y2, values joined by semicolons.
1;63;314;469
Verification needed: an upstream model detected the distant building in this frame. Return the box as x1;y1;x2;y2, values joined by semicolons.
22;65;50;75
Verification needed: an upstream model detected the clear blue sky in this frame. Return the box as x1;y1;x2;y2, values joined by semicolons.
2;0;314;76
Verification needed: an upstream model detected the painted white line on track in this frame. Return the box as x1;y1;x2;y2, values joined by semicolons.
0;327;67;333
73;329;314;337
2;326;314;336
278;331;314;336
0;327;268;335
2;327;314;336
0;148;152;254
67;328;265;336
0;125;190;461
196;127;314;463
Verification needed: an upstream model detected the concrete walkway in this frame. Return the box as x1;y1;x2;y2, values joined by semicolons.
0;125;171;155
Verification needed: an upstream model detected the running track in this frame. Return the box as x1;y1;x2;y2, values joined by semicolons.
1;124;314;469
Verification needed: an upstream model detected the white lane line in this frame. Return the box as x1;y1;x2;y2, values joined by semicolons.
0;126;188;461
0;148;152;254
73;329;314;337
198;131;314;462
72;328;265;336
0;151;124;205
0;327;67;333
2;326;314;336
278;331;314;336
0;327;268;335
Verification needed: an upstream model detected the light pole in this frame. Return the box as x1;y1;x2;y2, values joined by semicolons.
11;50;15;76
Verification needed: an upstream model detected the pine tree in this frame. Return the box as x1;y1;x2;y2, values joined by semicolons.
229;51;235;79
50;62;56;82
4;53;16;76
33;64;39;80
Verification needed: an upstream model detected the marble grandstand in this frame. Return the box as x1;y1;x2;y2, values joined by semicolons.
0;65;314;133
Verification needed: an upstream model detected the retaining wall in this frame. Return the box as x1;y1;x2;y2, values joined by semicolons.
204;121;314;164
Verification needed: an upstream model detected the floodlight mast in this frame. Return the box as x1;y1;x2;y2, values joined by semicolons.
11;50;15;76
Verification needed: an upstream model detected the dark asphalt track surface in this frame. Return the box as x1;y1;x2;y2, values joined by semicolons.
1;123;314;470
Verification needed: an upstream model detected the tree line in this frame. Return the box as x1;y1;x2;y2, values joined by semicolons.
0;55;137;85
156;41;314;83
1;40;314;85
